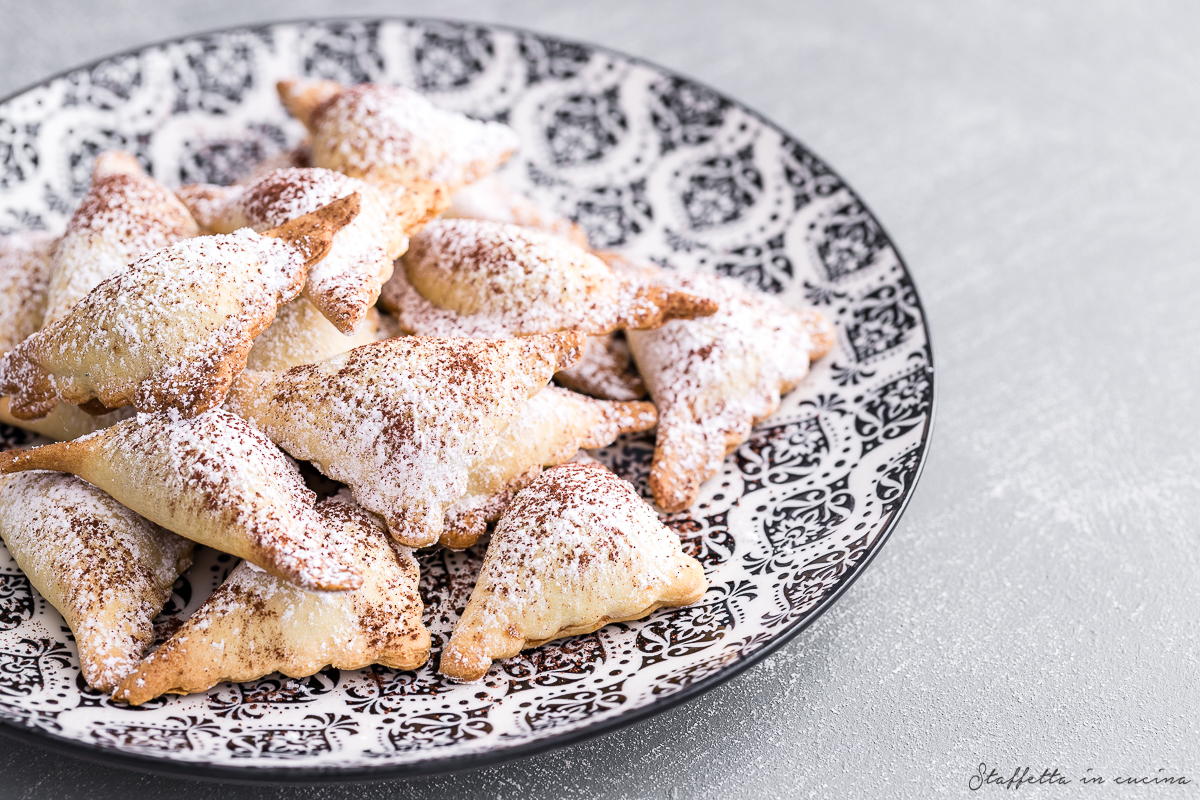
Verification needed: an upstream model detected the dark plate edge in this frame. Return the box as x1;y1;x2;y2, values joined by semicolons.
0;14;938;784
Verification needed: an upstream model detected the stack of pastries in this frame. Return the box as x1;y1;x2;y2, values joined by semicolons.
0;78;833;702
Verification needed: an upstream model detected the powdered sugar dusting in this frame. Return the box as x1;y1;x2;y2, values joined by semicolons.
487;464;686;598
441;463;706;681
0;231;56;356
0;229;309;417
441;385;657;548
69;408;360;591
625;269;832;511
225;334;580;547
0;470;192;691
113;492;427;704
44;152;199;326
181;167;407;333
444;175;589;248
555;332;646;401
305;82;519;191
396;218;622;336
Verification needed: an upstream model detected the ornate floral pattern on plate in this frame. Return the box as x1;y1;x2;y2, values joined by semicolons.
0;19;933;778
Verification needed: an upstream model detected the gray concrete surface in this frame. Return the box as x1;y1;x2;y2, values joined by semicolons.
1;1;1198;797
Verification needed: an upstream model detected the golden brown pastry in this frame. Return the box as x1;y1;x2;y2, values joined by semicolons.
380;218;718;337
443;175;589;248
43;151;199;326
178;167;408;333
0;194;360;420
277;78;519;206
0;230;133;439
0;230;55;355
244;297;388;373
0;398;132;442
113;494;428;705
436;185;653;401
0;408;361;592
439;463;707;682
626;270;835;512
225;333;584;548
441;385;657;549
0;471;193;691
554;332;646;401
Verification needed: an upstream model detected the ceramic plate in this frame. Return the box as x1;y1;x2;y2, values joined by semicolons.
0;18;934;781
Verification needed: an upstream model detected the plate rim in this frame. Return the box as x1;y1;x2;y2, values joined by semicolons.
0;14;937;784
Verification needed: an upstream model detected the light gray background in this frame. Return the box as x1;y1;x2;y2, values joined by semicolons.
1;1;1198;797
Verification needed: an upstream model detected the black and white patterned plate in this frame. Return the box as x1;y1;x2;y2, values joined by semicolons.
0;18;934;781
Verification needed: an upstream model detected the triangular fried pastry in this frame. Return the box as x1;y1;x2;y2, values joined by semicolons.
0;231;55;355
277;78;519;203
113;494;429;706
439;463;707;682
44;151;200;326
441;386;657;549
433;189;648;400
225;333;585;548
178;167;409;333
443;175;589;249
0;231;134;439
0;194;360;420
244;297;389;373
626;270;835;512
0;408;361;592
554;332;647;401
380;218;718;337
0;471;193;691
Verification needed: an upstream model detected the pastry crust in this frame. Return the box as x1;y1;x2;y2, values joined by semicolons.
0;230;55;356
44;151;199;326
178;167;409;333
443;175;589;249
113;494;429;706
0;195;360;419
381;218;718;337
0;230;135;439
436;186;648;400
225;333;584;548
554;332;646;401
441;385;657;549
244;297;388;373
0;397;132;442
625;270;835;512
439;463;707;682
277;78;519;204
0;409;361;592
0;471;193;691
